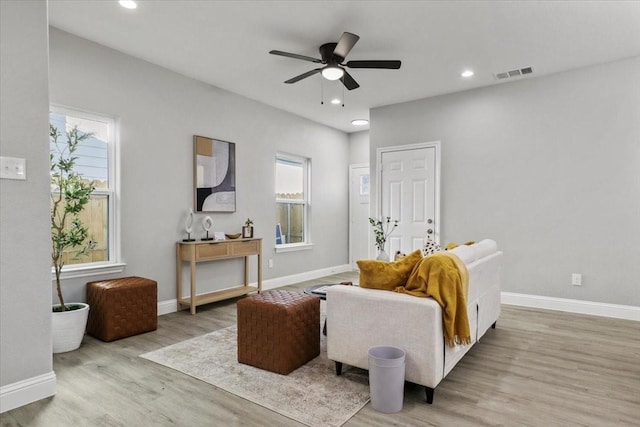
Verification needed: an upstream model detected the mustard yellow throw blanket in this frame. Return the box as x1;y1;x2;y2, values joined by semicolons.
394;252;471;347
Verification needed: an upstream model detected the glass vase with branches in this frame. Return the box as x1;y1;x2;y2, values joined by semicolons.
368;216;399;253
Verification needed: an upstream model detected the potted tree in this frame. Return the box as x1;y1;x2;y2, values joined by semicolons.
50;123;96;353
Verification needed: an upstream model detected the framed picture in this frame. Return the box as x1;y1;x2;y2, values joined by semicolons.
242;226;254;238
194;135;236;212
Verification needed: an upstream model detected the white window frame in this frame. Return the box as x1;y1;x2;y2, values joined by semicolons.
50;105;125;279
275;152;313;253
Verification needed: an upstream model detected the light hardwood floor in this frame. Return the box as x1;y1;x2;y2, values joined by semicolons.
2;271;639;427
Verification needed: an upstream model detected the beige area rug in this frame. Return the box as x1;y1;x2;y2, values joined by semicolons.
140;309;370;427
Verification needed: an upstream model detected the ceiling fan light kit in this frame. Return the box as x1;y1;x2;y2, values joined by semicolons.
321;66;344;81
270;32;401;91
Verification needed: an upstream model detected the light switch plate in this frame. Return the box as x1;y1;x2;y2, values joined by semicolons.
0;156;27;180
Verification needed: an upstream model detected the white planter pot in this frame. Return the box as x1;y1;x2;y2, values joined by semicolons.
52;303;89;353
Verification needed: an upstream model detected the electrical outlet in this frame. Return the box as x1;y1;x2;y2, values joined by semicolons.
571;273;582;286
268;259;274;269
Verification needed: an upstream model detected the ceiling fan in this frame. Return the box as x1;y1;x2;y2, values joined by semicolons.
269;32;401;90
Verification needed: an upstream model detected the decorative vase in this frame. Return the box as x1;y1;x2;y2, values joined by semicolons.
376;249;389;261
52;303;89;353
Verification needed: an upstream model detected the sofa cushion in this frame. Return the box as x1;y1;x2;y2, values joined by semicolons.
472;239;498;260
357;249;423;291
448;245;475;265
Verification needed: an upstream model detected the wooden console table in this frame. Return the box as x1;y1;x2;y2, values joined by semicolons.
176;238;262;314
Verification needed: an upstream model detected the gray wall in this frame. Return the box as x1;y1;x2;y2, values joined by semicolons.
371;56;640;306
48;29;350;303
348;130;370;165
0;1;53;387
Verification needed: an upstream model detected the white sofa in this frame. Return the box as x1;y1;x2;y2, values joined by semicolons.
326;239;502;403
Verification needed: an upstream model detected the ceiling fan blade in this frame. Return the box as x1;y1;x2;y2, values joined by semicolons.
345;60;402;69
269;50;322;63
284;68;322;84
333;32;360;59
340;71;360;90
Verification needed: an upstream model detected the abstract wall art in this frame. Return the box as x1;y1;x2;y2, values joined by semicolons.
194;135;236;212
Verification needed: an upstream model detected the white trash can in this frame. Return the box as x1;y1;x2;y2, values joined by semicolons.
368;345;406;413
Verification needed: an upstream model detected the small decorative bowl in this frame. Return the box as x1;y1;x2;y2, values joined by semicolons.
225;233;241;239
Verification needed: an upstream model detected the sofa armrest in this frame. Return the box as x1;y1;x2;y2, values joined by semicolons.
326;285;445;388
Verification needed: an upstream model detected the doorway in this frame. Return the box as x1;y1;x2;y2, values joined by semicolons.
349;164;370;269
377;142;441;256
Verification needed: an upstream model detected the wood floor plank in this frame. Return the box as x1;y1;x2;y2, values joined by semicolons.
2;272;639;426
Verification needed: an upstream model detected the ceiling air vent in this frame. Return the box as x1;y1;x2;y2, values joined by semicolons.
494;66;534;80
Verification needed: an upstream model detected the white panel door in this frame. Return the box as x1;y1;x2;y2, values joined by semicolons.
379;143;439;256
349;164;370;268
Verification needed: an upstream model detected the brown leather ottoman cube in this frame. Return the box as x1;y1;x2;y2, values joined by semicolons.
86;276;157;342
237;290;320;374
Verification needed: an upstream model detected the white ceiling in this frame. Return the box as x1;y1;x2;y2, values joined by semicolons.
48;1;640;133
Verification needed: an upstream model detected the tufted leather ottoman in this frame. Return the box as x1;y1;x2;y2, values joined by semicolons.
86;276;157;342
237;290;320;374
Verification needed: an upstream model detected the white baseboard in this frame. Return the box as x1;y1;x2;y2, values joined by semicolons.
157;264;353;315
261;264;353;291
158;299;178;316
501;292;640;321
0;371;56;414
158;270;639;321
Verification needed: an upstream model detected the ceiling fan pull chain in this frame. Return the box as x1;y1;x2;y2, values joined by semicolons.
320;76;324;105
342;83;345;107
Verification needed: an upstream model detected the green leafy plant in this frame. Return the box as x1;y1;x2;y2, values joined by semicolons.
369;216;399;252
244;218;253;227
50;124;96;312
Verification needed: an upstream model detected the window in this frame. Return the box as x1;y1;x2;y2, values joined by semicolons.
50;106;122;277
275;153;311;250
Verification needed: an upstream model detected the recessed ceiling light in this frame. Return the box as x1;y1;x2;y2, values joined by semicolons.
330;98;341;105
119;0;137;9
461;70;474;78
351;119;369;126
321;66;344;81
